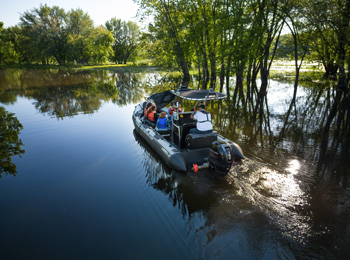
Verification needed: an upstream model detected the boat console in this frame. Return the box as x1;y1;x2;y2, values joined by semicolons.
172;112;196;148
185;132;217;150
172;112;218;150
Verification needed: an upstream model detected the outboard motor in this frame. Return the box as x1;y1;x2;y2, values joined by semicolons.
208;141;235;175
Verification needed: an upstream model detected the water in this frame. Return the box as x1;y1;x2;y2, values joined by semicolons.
0;68;349;259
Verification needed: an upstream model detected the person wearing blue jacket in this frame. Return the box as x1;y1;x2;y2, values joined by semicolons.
156;112;170;130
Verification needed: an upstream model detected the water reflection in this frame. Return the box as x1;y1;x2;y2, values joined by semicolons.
134;130;220;215
0;68;148;118
0;107;25;177
0;68;349;258
211;80;350;178
132;75;349;258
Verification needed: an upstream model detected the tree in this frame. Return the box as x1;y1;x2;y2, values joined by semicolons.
65;8;95;64
4;25;32;64
299;0;350;90
19;4;67;65
90;26;114;64
105;18;140;64
135;0;190;85
0;107;25;176
252;0;286;124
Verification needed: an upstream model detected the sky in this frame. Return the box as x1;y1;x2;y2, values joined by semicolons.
0;0;140;28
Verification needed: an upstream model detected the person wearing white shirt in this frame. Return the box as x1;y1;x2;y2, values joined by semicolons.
189;105;213;134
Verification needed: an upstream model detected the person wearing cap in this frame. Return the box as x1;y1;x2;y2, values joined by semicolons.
189;104;213;134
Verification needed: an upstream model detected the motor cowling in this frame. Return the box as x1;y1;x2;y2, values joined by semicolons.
208;141;235;175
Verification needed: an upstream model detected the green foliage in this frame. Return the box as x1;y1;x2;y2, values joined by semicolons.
65;9;95;64
297;0;350;84
0;23;21;64
19;4;67;65
1;0;349;90
0;4;119;66
0;107;25;176
105;18;141;64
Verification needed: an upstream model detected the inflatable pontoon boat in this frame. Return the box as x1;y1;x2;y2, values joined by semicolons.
132;87;244;175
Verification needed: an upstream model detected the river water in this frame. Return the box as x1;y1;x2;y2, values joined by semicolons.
0;68;349;259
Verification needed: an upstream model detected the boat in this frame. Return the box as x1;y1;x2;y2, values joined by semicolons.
132;86;244;175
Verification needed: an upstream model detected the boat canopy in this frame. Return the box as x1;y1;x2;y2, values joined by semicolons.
148;90;175;110
171;89;226;101
148;88;226;110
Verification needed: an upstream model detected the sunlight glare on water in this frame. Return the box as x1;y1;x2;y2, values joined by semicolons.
233;158;312;245
286;159;301;175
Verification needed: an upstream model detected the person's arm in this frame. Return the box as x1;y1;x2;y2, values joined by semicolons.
190;111;197;120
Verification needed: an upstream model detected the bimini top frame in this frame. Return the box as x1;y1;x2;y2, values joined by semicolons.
170;88;226;101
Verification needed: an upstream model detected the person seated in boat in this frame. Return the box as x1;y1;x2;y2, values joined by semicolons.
146;105;158;127
189;104;213;134
143;102;152;118
167;102;182;119
156;112;170;131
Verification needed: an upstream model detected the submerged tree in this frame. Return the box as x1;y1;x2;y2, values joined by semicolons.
135;0;191;85
299;0;350;90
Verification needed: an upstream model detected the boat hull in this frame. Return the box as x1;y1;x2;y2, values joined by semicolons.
132;103;244;173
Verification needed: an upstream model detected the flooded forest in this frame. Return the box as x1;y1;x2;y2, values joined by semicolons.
1;0;350;259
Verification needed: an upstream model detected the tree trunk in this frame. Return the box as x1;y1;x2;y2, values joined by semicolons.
246;59;252;106
196;49;202;81
202;48;209;89
161;0;190;85
337;39;347;90
209;47;216;89
323;61;338;80
225;54;232;98
219;61;225;93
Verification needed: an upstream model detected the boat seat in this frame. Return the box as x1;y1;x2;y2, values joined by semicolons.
185;132;218;150
144;119;156;128
156;128;171;137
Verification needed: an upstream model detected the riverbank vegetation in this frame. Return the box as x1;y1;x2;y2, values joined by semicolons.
1;1;349;144
0;5;141;66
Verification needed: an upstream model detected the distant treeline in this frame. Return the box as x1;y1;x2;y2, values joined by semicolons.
1;1;349;93
0;4;141;66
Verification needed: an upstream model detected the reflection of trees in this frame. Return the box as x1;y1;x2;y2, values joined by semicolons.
109;72;146;106
212;79;349;177
208;79;350;259
0;68;185;119
0;107;25;176
0;68;151;118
